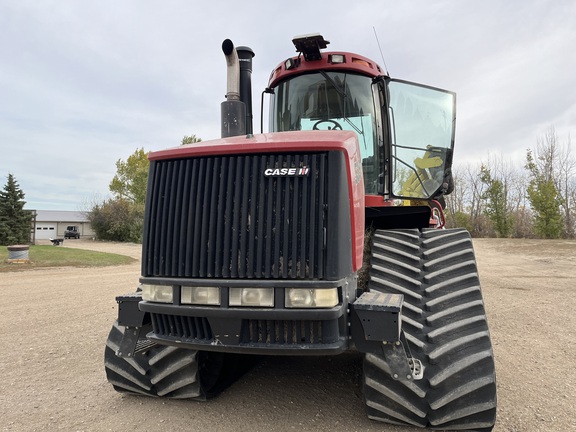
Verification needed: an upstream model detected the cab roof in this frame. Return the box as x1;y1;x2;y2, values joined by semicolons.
268;51;388;88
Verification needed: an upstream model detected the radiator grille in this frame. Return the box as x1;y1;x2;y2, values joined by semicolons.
150;313;213;341
240;319;339;345
142;153;328;279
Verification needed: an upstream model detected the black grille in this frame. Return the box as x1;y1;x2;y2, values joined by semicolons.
142;153;328;279
240;319;338;345
150;313;213;340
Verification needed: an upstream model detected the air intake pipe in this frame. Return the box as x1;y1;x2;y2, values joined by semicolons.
236;45;255;135
221;40;254;138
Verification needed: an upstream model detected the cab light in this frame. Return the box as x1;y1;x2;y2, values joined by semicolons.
285;58;296;70
329;54;345;64
181;286;220;306
141;284;173;303
285;288;339;308
229;288;274;307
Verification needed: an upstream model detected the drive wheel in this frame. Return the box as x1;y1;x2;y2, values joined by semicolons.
104;321;249;399
363;228;497;431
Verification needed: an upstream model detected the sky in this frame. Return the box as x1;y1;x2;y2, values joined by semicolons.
1;0;575;211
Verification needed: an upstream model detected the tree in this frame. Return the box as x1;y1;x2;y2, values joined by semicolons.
555;133;576;238
88;148;150;242
109;148;150;205
445;166;473;231
181;135;202;145
0;174;32;245
525;148;563;238
480;164;512;237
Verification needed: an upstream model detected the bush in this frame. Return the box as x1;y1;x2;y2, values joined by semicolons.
87;199;144;243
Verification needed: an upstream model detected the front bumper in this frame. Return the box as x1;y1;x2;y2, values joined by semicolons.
133;277;354;355
140;302;348;355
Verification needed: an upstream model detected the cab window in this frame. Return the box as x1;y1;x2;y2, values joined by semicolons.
388;80;455;199
271;72;380;194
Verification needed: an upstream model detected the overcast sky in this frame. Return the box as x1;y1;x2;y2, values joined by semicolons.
1;1;575;211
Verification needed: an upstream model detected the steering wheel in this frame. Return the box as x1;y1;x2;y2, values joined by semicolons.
312;119;343;130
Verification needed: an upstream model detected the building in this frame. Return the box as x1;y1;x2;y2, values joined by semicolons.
31;210;95;242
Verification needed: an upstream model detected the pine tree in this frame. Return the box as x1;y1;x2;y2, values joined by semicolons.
480;165;512;237
0;174;33;245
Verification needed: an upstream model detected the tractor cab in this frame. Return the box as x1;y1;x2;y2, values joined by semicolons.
267;34;456;207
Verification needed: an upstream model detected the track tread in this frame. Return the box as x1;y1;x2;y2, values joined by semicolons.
104;321;202;399
362;228;496;431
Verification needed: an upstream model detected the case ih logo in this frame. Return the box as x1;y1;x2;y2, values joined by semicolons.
264;167;310;177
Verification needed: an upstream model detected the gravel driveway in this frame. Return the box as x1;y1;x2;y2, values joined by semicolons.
1;238;575;431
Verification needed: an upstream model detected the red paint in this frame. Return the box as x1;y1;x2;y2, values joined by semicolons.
364;195;396;207
268;52;387;88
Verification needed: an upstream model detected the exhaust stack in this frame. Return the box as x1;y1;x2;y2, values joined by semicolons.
221;39;254;138
222;39;240;101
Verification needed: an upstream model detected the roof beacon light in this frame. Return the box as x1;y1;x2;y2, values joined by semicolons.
292;33;330;61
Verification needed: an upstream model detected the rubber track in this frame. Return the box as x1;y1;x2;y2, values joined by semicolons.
104;321;203;399
363;229;497;431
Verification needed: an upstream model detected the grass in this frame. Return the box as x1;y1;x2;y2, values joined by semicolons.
0;245;136;272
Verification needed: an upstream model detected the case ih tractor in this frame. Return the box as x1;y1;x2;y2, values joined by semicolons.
105;34;497;430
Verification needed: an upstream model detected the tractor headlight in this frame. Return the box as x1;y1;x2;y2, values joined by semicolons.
229;288;274;307
285;288;338;308
141;284;173;303
181;286;221;306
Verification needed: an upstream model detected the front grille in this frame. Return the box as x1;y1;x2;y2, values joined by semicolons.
142;153;328;279
240;319;339;345
150;313;213;341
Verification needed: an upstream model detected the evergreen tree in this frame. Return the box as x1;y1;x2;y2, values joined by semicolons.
480;165;512;237
0;174;32;245
525;150;563;238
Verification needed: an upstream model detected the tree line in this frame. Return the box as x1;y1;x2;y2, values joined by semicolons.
93;127;573;242
445;127;575;239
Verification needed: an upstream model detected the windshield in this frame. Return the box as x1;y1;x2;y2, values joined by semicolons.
271;72;380;194
388;80;455;199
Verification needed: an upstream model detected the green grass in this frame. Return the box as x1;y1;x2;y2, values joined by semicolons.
0;245;136;272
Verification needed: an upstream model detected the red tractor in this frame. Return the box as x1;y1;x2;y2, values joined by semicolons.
105;34;496;430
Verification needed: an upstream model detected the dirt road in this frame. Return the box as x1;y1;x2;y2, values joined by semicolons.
1;238;575;431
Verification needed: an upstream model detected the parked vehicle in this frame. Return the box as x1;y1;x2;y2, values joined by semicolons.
64;226;80;239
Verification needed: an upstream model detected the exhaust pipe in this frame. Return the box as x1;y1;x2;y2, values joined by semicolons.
236;46;255;135
221;39;245;138
221;39;254;138
222;39;241;101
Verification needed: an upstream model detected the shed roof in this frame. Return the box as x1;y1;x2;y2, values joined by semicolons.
33;210;89;223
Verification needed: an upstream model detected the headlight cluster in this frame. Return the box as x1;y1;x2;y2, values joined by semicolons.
182;286;220;305
285;288;338;308
141;285;338;308
141;284;173;303
229;288;274;307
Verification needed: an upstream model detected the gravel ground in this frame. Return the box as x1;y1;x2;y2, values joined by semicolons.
1;238;575;432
